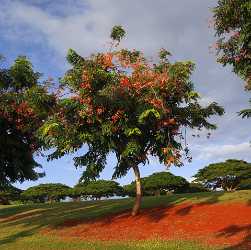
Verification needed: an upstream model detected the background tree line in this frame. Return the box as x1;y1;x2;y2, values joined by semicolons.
1;159;250;205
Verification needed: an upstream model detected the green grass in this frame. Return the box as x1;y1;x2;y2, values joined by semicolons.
0;190;250;250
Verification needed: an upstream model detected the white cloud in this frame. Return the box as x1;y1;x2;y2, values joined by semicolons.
194;142;251;161
1;0;251;186
0;0;218;58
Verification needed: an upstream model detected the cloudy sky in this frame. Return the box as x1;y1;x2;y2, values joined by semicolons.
1;0;250;189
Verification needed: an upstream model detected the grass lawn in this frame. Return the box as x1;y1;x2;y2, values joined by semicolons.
0;190;250;250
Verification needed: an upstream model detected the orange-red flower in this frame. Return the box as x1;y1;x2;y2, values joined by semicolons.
120;77;130;88
111;109;124;123
80;82;91;89
96;107;105;115
103;53;113;68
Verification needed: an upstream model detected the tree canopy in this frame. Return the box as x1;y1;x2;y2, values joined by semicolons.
73;180;123;200
0;56;56;186
124;172;188;196
39;26;224;215
193;159;251;191
213;0;251;117
21;183;71;203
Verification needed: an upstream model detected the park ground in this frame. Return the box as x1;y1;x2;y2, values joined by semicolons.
0;190;251;250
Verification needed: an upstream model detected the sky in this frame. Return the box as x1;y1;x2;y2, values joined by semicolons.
0;0;250;189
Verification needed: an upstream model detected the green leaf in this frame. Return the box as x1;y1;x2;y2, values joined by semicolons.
125;127;142;136
138;109;160;124
41;122;59;136
188;91;200;100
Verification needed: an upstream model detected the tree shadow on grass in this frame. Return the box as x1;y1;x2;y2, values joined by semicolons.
0;200;132;246
56;191;230;227
47;191;244;228
144;191;228;220
175;204;193;216
172;191;227;216
174;190;251;217
217;224;251;250
0;226;40;246
0;204;46;218
247;199;251;206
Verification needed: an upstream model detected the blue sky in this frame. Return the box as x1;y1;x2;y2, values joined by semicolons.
1;0;250;189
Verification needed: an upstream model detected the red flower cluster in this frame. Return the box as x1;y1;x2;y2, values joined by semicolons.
13;101;33;117
147;98;164;109
111;110;124;123
80;82;91;89
96;106;105;115
120;77;130;88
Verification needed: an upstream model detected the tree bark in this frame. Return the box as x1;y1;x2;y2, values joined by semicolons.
131;165;142;216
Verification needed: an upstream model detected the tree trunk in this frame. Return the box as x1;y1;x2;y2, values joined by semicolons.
154;190;161;196
226;187;235;192
73;196;80;202
48;197;54;203
131;165;142;216
0;196;10;205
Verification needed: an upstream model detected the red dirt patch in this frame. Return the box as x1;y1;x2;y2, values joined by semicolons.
43;202;251;249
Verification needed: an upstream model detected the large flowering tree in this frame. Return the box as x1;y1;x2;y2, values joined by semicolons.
213;0;251;117
40;26;224;215
0;56;56;188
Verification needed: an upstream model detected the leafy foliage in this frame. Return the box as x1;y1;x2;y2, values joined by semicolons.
40;26;224;184
213;0;251;90
0;56;56;186
110;25;126;43
21;183;71;203
213;0;251;117
193;159;251;191
0;185;22;205
239;99;251;118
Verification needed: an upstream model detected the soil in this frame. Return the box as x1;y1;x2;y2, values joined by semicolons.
43;202;251;249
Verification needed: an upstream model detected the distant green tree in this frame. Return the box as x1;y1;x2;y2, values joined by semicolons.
0;185;22;205
21;183;71;203
123;183;136;197
124;172;188;196
71;182;88;201
0;56;56;186
69;186;83;202
193;159;251;191
144;172;189;195
39;26;224;215
213;0;251;116
73;180;123;200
